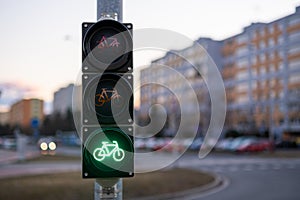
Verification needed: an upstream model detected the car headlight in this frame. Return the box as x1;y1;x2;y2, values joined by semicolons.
48;142;57;151
40;142;48;151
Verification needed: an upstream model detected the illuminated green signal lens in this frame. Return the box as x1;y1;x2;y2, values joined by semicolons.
82;127;133;178
93;141;125;162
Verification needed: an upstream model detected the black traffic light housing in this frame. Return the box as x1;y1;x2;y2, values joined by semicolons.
81;19;134;179
82;20;133;73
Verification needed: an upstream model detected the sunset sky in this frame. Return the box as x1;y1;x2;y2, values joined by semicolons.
0;0;299;114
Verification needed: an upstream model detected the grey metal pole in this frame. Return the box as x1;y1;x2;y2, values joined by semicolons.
95;178;122;200
95;1;123;199
97;0;123;22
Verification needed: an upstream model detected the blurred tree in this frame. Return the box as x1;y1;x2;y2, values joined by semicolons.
0;124;11;136
40;109;76;135
225;129;241;138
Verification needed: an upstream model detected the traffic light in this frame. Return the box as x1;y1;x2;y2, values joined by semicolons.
81;19;134;178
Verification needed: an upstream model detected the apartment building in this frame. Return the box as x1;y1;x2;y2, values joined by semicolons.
139;38;222;136
10;98;44;128
0;112;9;125
222;6;300;138
139;6;300;139
53;84;74;116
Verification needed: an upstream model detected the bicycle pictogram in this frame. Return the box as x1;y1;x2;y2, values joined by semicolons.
97;36;120;49
93;141;125;162
95;88;122;107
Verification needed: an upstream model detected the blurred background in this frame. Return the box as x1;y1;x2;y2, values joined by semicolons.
0;0;300;200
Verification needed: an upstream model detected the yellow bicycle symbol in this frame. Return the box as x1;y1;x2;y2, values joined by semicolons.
95;88;122;107
93;141;125;162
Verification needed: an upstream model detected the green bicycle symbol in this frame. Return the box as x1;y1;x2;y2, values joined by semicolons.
93;141;125;162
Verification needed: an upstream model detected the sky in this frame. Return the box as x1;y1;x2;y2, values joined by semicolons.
0;0;299;114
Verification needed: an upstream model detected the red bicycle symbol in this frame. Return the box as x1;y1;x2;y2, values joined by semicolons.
97;36;120;49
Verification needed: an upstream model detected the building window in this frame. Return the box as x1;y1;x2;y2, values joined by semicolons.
260;67;266;75
251;56;257;64
268;38;275;47
288;16;300;26
269;25;274;34
278;62;284;71
288;45;300;55
237;35;248;43
236;95;248;104
236;82;248;92
236;46;248;57
260;28;265;36
252;68;257;77
289;59;300;70
288;31;300;42
259;41;265;49
279;91;284;98
260;54;266;62
278;50;284;58
269;64;276;73
270;79;276;87
271;91;276;98
269;51;275;60
289;73;300;84
237;58;248;68
252;81;257;89
278;23;284;31
237;70;248;81
278;36;284;44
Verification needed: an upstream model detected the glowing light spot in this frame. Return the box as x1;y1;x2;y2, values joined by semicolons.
40;142;48;151
93;141;125;162
48;142;56;151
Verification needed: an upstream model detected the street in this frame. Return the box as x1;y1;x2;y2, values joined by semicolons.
178;153;300;200
1;146;300;199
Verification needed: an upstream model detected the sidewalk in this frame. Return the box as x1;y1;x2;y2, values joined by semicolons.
0;161;80;179
0;148;39;165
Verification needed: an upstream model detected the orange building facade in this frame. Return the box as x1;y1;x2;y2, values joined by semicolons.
10;99;44;128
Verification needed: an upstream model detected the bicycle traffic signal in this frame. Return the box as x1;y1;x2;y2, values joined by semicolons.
81;19;134;178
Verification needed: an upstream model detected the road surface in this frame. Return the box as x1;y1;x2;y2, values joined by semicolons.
178;153;300;200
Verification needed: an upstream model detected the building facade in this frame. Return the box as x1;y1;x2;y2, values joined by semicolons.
139;6;300;139
139;38;222;137
10;98;44;128
0;112;9;125
53;84;74;116
222;6;300;138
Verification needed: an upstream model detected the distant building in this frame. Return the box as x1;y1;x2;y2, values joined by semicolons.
53;84;74;116
10;98;44;128
139;6;300;139
221;6;300;137
0;112;9;125
139;38;222;136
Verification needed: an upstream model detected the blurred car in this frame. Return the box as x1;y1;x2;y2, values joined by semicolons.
152;138;168;151
2;136;16;150
215;138;234;151
0;137;3;148
189;138;203;150
37;137;57;153
134;138;146;149
236;139;274;152
144;138;156;150
228;137;257;152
